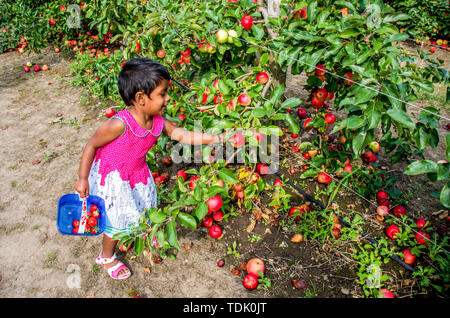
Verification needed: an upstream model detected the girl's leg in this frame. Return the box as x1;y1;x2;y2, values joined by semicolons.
100;234;130;277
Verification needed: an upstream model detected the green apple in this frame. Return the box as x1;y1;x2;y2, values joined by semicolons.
216;29;229;44
369;141;380;154
227;30;238;44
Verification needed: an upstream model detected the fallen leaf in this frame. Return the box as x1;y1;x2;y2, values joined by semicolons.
54;143;62;147
32;160;41;165
252;209;262;221
182;243;191;251
291;233;303;243
142;267;151;274
34;102;40;106
246;219;256;232
240;262;247;271
231;267;241;276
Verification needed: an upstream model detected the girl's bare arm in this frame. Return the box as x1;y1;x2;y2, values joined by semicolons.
74;118;125;197
163;118;225;145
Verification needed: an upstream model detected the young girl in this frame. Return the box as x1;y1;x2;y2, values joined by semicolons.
74;58;225;280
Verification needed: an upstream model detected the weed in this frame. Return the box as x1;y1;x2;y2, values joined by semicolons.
248;234;261;243
227;241;240;258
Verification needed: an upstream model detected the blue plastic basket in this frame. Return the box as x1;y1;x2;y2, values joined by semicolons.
57;193;106;236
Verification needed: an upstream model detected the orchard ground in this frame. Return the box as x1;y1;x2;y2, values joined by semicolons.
0;44;448;298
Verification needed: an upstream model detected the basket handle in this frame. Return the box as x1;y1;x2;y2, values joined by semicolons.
77;196;88;234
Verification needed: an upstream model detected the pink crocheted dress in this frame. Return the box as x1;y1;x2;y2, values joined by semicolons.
88;109;165;238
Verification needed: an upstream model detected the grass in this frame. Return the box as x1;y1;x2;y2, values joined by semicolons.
416;84;449;110
44;252;57;268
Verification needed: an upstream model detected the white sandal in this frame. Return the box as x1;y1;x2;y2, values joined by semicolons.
95;252;131;280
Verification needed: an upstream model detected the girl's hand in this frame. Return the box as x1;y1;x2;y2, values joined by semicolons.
74;178;90;198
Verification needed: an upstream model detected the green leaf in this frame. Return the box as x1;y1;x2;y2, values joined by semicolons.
270;85;285;105
347;116;366;130
195;202;208;221
252;107;269;118
148;210;167;224
437;163;450;181
382;33;408;45
166;221;181;250
366;109;381;130
218;168;238;184
280;98;302;109
259;52;269;67
134;237;144;256
404;160;438;175
386;109;415;130
177;212;197;230
340;28;360;39
352;129;366;156
446;134;450;162
285;113;300;134
440;182;450;208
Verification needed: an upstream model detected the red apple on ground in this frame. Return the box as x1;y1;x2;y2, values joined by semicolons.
402;249;416;265
317;172;332;184
386;225;400;240
377;206;389;217
393;205;406;217
297;108;307;119
415;218;426;230
243;273;258;290
415;231;430;246
209;224;222;239
378;289;394;298
246;258;265;277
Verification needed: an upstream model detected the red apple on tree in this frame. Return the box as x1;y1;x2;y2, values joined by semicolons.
231;132;245;148
256;72;269;84
238;93;251;106
324;113;336;124
157;49;165;58
241;15;253;30
206;195;223;213
105;108;115;118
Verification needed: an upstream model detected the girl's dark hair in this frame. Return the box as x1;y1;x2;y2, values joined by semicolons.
118;58;171;106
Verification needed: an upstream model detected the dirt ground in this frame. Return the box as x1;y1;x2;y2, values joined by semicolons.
0;44;448;299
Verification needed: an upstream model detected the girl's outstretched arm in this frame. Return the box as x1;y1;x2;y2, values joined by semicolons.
163;118;225;145
74;118;125;197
